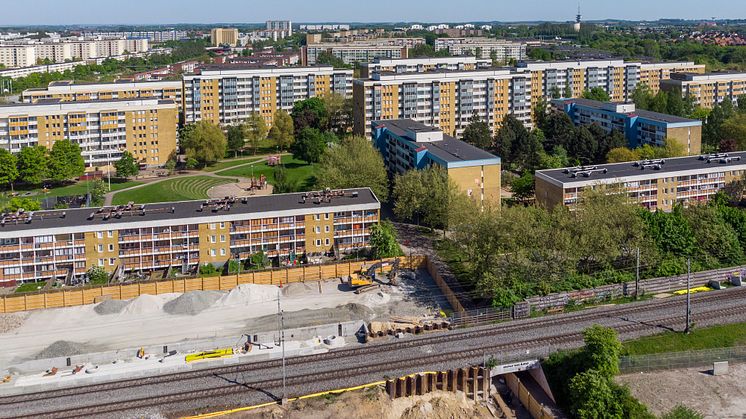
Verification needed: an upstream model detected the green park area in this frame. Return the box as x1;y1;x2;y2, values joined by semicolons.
111;176;237;205
622;321;746;356
216;155;317;190
0;179;142;209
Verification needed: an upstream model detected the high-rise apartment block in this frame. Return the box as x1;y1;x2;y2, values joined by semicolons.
302;38;425;65
434;38;527;62
210;28;239;47
551;98;702;154
0;189;380;286
661;72;746;109
371;119;501;205
0;98;178;169
0;45;36;68
535;152;746;211
266;20;293;36
359;56;492;78
353;67;533;137
0;38;150;68
183;65;353;127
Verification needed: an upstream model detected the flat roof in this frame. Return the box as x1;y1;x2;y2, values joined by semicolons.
0;188;379;238
536;152;746;187
557;98;698;124
373;119;500;164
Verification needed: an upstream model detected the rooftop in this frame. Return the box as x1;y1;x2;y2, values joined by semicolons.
554;98;699;124
0;188;379;237
536;152;746;186
0;98;176;110
373;119;500;165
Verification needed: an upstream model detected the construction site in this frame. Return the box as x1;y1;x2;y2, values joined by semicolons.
0;262;453;395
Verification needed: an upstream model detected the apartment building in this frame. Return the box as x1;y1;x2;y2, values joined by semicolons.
359;56;492;79
183;65;353;127
0;45;36;68
0;98;178;169
661;72;746;109
434;38;526;62
302;38;425;65
551;98;702;154
371;119;501;205
211;28;239;47
22;80;184;112
353;67;533;138
535;152;746;211
266;20;293;36
516;60;705;104
0;188;380;286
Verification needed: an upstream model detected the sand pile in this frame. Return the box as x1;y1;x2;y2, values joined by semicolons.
163;291;224;316
364;291;391;306
121;294;164;315
0;312;28;334
246;303;375;331
33;340;100;360
218;283;279;307
94;299;129;315
282;282;316;298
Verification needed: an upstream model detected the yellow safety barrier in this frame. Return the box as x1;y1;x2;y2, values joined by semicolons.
673;286;713;296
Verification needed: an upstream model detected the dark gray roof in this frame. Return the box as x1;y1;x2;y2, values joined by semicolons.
0;188;379;234
556;98;698;124
373;119;500;164
536;152;746;185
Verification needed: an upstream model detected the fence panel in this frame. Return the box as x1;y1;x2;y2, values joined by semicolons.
619;346;746;374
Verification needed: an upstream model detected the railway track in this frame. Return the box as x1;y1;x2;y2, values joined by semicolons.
4;287;746;418
7;302;745;419
2;285;743;408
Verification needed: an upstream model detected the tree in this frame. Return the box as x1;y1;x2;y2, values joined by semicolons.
89;179;107;206
581;325;622;378
582;87;611;102
563;84;573;99
510;172;535;203
568;369;624;419
17;146;48;185
226;125;245;157
461;116;492;149
243;112;268;155
268;110;295;151
180;121;227;167
720;113;746;150
291;97;328;132
631;84;653;110
0;149;19;192
322;92;353;136
291;127;327;164
606;147;640;163
48;140;85;183
369;220;400;258
272;164;299;194
316;136;389;201
87;265;109;284
1;197;40;213
114;151;139;179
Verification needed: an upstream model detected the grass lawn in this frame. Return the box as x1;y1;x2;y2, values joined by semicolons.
15;282;45;293
622;322;746;356
216;155;317;191
111;176;237;205
0;179;142;207
202;154;280;173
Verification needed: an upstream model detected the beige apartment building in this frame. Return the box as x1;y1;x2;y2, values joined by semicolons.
661;72;746;109
0;98;178;170
359;56;492;78
210;28;239;47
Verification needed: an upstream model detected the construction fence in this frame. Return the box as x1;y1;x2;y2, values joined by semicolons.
0;255;429;314
524;265;746;313
619;346;746;374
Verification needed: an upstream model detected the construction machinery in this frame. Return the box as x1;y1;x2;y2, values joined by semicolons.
347;259;400;293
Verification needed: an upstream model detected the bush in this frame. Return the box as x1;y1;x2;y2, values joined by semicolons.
199;263;218;276
87;266;109;285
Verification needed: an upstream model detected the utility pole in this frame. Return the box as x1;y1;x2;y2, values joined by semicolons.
277;290;287;405
635;247;640;300
685;258;691;334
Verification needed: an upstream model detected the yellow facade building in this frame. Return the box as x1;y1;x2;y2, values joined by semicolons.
210;28;239;47
661;72;746;109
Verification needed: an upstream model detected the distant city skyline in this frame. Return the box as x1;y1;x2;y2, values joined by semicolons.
0;0;745;26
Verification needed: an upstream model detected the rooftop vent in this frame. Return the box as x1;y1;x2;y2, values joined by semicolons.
701;153;742;164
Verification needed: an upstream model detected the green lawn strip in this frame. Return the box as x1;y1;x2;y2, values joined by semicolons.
111;176;236;205
15;282;45;293
216;155;317;190
1;180;143;207
622;322;746;356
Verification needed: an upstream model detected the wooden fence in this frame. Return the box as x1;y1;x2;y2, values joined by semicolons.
0;255;428;314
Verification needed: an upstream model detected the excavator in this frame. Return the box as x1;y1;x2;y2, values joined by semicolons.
347;259;400;294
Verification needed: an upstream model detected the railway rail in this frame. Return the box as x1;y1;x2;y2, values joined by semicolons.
3;286;746;418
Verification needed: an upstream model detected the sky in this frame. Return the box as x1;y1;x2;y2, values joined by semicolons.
0;0;745;26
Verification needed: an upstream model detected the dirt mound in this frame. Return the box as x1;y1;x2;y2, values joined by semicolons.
33;340;99;360
364;291;391;306
282;282;316;298
246;303;376;331
218;283;278;307
163;291;224;316
94;299;129;315
121;294;164;315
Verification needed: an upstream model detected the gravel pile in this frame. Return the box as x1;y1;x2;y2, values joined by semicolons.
33;340;98;360
163;291;224;316
0;312;27;334
121;294;163;315
94;299;129;315
282;282;316;298
218;283;278;307
246;302;376;331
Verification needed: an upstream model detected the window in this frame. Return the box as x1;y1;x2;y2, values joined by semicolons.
314;214;320;221
325;238;330;246
220;248;226;256
315;239;321;247
98;259;104;266
210;235;216;243
109;258;116;266
107;231;113;238
97;244;103;252
219;222;225;229
315;226;320;234
220;235;226;243
96;232;103;239
324;213;330;220
210;249;216;257
108;244;114;252
209;223;216;230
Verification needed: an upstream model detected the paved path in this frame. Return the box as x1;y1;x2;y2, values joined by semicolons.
102;155;284;206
